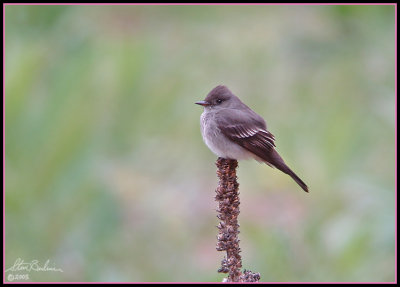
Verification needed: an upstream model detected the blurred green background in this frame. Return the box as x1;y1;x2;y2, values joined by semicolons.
5;4;396;283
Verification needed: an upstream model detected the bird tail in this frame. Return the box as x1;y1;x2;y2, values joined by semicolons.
268;149;309;193
282;166;309;193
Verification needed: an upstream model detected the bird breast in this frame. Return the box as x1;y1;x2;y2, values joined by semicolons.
200;111;254;160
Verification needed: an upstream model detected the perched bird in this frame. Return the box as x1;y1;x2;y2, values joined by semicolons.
196;85;308;192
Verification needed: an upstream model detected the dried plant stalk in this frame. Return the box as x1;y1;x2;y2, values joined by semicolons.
215;157;260;283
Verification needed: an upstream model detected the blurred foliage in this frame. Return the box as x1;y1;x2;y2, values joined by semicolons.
5;4;395;283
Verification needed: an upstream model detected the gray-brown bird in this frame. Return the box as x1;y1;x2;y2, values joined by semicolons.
196;85;308;192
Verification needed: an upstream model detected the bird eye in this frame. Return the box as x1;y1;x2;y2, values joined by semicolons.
216;99;223;104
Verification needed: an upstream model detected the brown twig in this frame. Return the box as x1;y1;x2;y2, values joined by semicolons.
215;157;261;282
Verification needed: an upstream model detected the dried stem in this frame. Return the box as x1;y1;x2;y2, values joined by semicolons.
215;157;261;283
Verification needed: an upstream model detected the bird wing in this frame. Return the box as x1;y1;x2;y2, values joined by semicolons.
216;108;309;192
216;109;276;159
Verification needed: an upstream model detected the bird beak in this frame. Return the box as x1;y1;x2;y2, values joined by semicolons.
195;100;211;107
